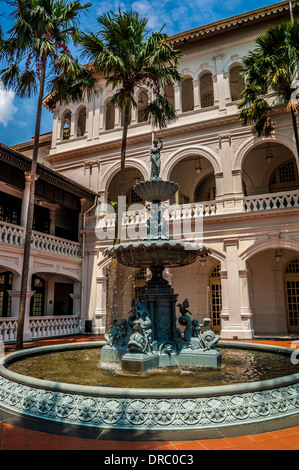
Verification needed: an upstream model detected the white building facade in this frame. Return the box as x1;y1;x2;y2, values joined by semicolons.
3;0;299;341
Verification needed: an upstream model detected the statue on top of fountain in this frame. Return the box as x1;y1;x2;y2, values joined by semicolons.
176;298;219;351
150;137;163;180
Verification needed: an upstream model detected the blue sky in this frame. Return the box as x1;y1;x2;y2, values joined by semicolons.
0;0;281;147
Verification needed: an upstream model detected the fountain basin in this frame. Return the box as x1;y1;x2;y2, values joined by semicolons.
104;240;210;268
1;341;299;432
133;180;179;202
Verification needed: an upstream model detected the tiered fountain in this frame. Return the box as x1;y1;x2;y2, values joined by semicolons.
102;138;221;374
0;139;298;434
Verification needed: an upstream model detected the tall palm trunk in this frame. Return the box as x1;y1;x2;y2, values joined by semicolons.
105;95;131;332
15;57;46;350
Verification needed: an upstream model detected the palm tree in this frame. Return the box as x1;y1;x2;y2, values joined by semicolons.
0;0;97;350
238;20;299;158
79;9;182;328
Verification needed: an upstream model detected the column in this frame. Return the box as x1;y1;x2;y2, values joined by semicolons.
70;113;76;138
51;110;59;149
21;172;38;227
49;204;59;236
99;104;105;131
174;83;182;113
218;134;235;213
193;79;201;110
214;50;226;112
220;239;253;339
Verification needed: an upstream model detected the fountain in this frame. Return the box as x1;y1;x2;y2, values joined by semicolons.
0;139;298;434
101;137;220;374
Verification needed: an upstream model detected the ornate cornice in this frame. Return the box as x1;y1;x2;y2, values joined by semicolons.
168;1;299;44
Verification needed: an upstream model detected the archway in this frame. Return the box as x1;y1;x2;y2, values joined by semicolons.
242;141;298;196
169;155;215;203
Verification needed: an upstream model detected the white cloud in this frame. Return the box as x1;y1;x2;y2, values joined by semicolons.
0;87;17;127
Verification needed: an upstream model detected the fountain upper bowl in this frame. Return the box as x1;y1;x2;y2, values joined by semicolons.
104;240;210;268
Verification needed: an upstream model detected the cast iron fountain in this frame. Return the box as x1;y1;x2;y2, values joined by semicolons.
0;139;298;434
102;137;220;374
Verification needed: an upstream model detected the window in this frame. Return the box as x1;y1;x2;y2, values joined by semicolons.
30;275;45;316
270;160;299;192
0;192;21;225
285;259;299;332
105;100;115;130
62;111;71;140
209;264;222;332
200;73;214;108
229;66;245;101
181;77;194;112
77;106;86;136
0;271;13;317
137;89;149;123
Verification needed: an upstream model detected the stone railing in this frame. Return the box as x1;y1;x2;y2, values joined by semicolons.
0;315;80;342
0;221;81;258
30;315;80;339
0;318;18;342
244;190;299;212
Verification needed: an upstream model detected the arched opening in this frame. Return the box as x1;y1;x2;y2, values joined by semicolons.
229;65;245;101
108;167;145;206
53;275;74;316
194;174;216;202
284;258;299;332
61;110;71;140
137;89;149;123
164;83;175;108
200;73;214;108
209;263;222;332
77;106;86;137
169;155;215;203
105;99;115;130
181;76;194;112
0;270;13;317
242;142;298;196
246;248;299;335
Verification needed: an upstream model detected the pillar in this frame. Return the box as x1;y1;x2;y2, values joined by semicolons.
220;239;253;339
214;50;226;112
174;84;182;113
193;79;201;110
21;172;38;227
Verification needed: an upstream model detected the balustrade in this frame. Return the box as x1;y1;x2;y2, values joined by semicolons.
244;190;299;212
0;221;81;257
0;315;80;342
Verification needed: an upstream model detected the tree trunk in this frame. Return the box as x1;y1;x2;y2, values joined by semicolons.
105;96;131;332
15;58;46;351
290;106;299;161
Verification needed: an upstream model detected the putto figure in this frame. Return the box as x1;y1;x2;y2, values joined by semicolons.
150;137;163;180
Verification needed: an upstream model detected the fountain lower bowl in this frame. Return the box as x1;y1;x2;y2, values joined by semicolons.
104;240;210;268
1;341;299;432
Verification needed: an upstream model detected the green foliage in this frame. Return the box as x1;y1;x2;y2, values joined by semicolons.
238;20;299;138
79;8;182;129
0;0;95;103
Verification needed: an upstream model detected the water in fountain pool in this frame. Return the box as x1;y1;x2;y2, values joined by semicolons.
7;347;299;389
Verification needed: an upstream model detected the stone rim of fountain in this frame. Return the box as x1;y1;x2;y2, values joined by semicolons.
0;341;299;432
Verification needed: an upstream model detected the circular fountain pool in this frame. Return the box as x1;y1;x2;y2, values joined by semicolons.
1;341;299;431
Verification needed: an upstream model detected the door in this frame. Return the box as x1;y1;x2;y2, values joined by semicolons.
209;264;222;333
285;259;299;333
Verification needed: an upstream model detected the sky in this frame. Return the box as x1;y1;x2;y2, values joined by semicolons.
0;0;282;147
